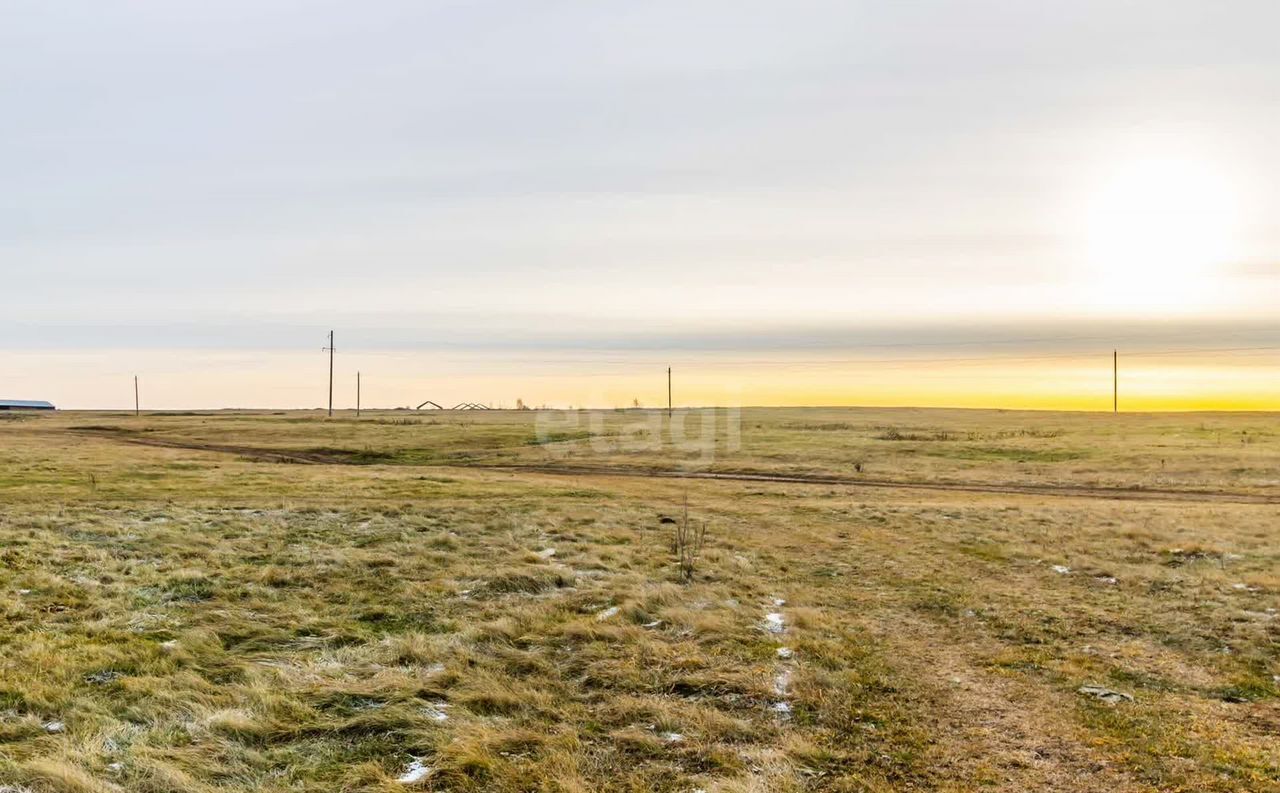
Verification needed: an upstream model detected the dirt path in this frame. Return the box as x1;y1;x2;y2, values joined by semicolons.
878;613;1144;793
68;429;1280;506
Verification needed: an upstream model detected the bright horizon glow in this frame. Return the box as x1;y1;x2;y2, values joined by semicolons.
3;347;1278;413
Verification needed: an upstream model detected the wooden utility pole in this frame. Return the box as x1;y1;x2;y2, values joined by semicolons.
667;367;672;418
323;331;335;417
1113;350;1118;413
134;375;139;417
356;371;361;419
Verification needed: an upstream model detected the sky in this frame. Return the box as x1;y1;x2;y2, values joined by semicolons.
2;1;1278;410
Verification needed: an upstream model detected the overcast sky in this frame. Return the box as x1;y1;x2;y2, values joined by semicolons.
2;1;1278;407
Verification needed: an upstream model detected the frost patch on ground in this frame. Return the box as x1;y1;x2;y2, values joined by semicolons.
396;758;431;784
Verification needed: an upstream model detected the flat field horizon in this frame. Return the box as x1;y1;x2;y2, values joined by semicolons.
0;406;1277;791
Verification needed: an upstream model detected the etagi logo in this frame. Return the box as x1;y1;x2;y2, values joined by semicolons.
534;401;742;467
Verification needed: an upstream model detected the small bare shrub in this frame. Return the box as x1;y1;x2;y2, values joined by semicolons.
673;494;707;584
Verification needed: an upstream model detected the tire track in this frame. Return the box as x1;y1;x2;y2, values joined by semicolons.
66;430;331;464
479;463;1280;506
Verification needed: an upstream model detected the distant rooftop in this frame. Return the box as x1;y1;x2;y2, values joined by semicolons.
0;400;56;410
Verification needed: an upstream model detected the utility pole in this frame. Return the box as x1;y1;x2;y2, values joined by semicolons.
667;367;672;418
323;331;335;417
134;375;139;417
356;371;361;419
1113;349;1118;414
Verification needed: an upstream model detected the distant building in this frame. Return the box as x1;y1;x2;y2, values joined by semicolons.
0;400;55;411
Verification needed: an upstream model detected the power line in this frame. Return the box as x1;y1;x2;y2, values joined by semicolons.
379;344;1280;371
344;343;1280;368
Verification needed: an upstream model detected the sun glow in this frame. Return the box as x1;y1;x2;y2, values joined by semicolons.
1081;152;1242;314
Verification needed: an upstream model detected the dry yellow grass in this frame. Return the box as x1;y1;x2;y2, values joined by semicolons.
0;408;1277;791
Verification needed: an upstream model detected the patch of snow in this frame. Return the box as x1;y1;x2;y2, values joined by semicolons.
660;732;684;744
642;620;663;629
17;590;31;596
1077;684;1134;704
43;721;65;734
536;548;556;559
1095;576;1117;585
424;663;446;676
1051;565;1071;575
762;613;785;634
596;606;620;621
769;701;793;717
396;758;432;784
772;598;786;607
776;647;793;660
1231;583;1260;592
106;763;124;773
422;703;450;722
773;669;792;697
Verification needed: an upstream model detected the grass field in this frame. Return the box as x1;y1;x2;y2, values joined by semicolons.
1;407;1277;792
